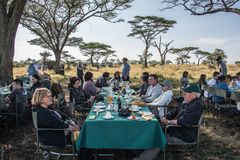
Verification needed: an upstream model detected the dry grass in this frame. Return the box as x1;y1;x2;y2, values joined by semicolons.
14;64;239;84
8;64;240;160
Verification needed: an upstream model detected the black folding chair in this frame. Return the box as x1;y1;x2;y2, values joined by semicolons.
163;115;203;160
32;111;78;160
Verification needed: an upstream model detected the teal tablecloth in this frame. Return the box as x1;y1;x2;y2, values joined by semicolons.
75;106;166;151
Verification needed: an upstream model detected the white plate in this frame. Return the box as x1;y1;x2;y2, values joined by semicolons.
139;111;152;116
103;115;114;120
94;105;106;109
93;108;104;112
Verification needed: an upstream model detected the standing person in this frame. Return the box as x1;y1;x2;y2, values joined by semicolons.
122;57;130;81
27;63;40;78
216;56;227;76
77;62;84;85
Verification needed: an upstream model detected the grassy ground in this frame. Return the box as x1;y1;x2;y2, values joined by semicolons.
1;64;239;159
0;112;239;160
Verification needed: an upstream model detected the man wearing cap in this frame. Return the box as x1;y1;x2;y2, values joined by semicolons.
161;84;203;143
132;84;203;160
146;80;173;119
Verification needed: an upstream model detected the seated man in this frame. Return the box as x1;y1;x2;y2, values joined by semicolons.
213;75;230;104
5;79;28;114
141;74;162;103
95;72;110;88
146;80;173;119
132;84;203;160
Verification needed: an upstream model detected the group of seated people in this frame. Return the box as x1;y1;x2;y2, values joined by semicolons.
1;69;206;160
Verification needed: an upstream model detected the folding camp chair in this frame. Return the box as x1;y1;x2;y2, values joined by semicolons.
163;115;203;160
32;111;78;160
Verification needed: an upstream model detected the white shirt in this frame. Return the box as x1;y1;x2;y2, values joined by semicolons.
143;84;162;103
235;80;240;88
149;90;173;118
204;78;217;97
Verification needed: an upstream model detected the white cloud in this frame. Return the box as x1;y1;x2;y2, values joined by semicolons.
192;37;228;46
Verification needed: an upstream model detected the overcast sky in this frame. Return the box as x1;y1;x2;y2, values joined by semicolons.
15;0;240;64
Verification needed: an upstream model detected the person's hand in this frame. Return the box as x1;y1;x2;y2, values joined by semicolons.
5;96;10;102
160;117;169;126
141;95;146;99
89;96;95;101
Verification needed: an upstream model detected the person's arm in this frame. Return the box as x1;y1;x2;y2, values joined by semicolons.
149;92;172;107
144;86;162;102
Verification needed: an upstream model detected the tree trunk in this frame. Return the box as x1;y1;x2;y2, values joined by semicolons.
160;54;165;65
143;45;149;68
197;58;200;65
90;55;94;67
0;0;26;85
54;50;61;73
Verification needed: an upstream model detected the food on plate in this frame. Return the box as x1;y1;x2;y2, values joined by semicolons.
130;100;146;106
142;114;154;121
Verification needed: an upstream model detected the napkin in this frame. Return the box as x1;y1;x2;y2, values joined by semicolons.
89;115;96;120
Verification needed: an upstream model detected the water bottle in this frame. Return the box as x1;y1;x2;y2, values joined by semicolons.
117;96;122;111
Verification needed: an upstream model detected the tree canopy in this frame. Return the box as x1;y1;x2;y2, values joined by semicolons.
171;47;198;64
79;42;115;66
20;0;133;72
128;16;176;67
161;0;240;15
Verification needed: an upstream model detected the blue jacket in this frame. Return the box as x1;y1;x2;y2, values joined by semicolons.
213;82;230;104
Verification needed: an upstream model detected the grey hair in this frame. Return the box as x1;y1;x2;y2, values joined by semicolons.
194;92;201;98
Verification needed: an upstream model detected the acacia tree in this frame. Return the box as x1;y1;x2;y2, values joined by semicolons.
39;51;52;71
61;51;75;70
193;50;211;65
128;16;176;67
205;48;227;65
152;36;174;65
171;47;198;64
21;0;133;72
79;42;115;66
161;0;240;15
0;0;26;84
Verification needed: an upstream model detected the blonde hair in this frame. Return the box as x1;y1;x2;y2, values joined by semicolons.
31;88;51;106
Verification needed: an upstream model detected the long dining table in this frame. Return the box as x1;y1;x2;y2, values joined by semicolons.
75;103;166;152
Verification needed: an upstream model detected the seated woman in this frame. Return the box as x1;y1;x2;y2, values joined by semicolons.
32;88;79;147
29;74;42;99
213;75;231;104
137;72;150;96
83;72;100;98
95;72;110;88
109;71;123;91
197;74;207;97
180;71;189;89
68;77;91;107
